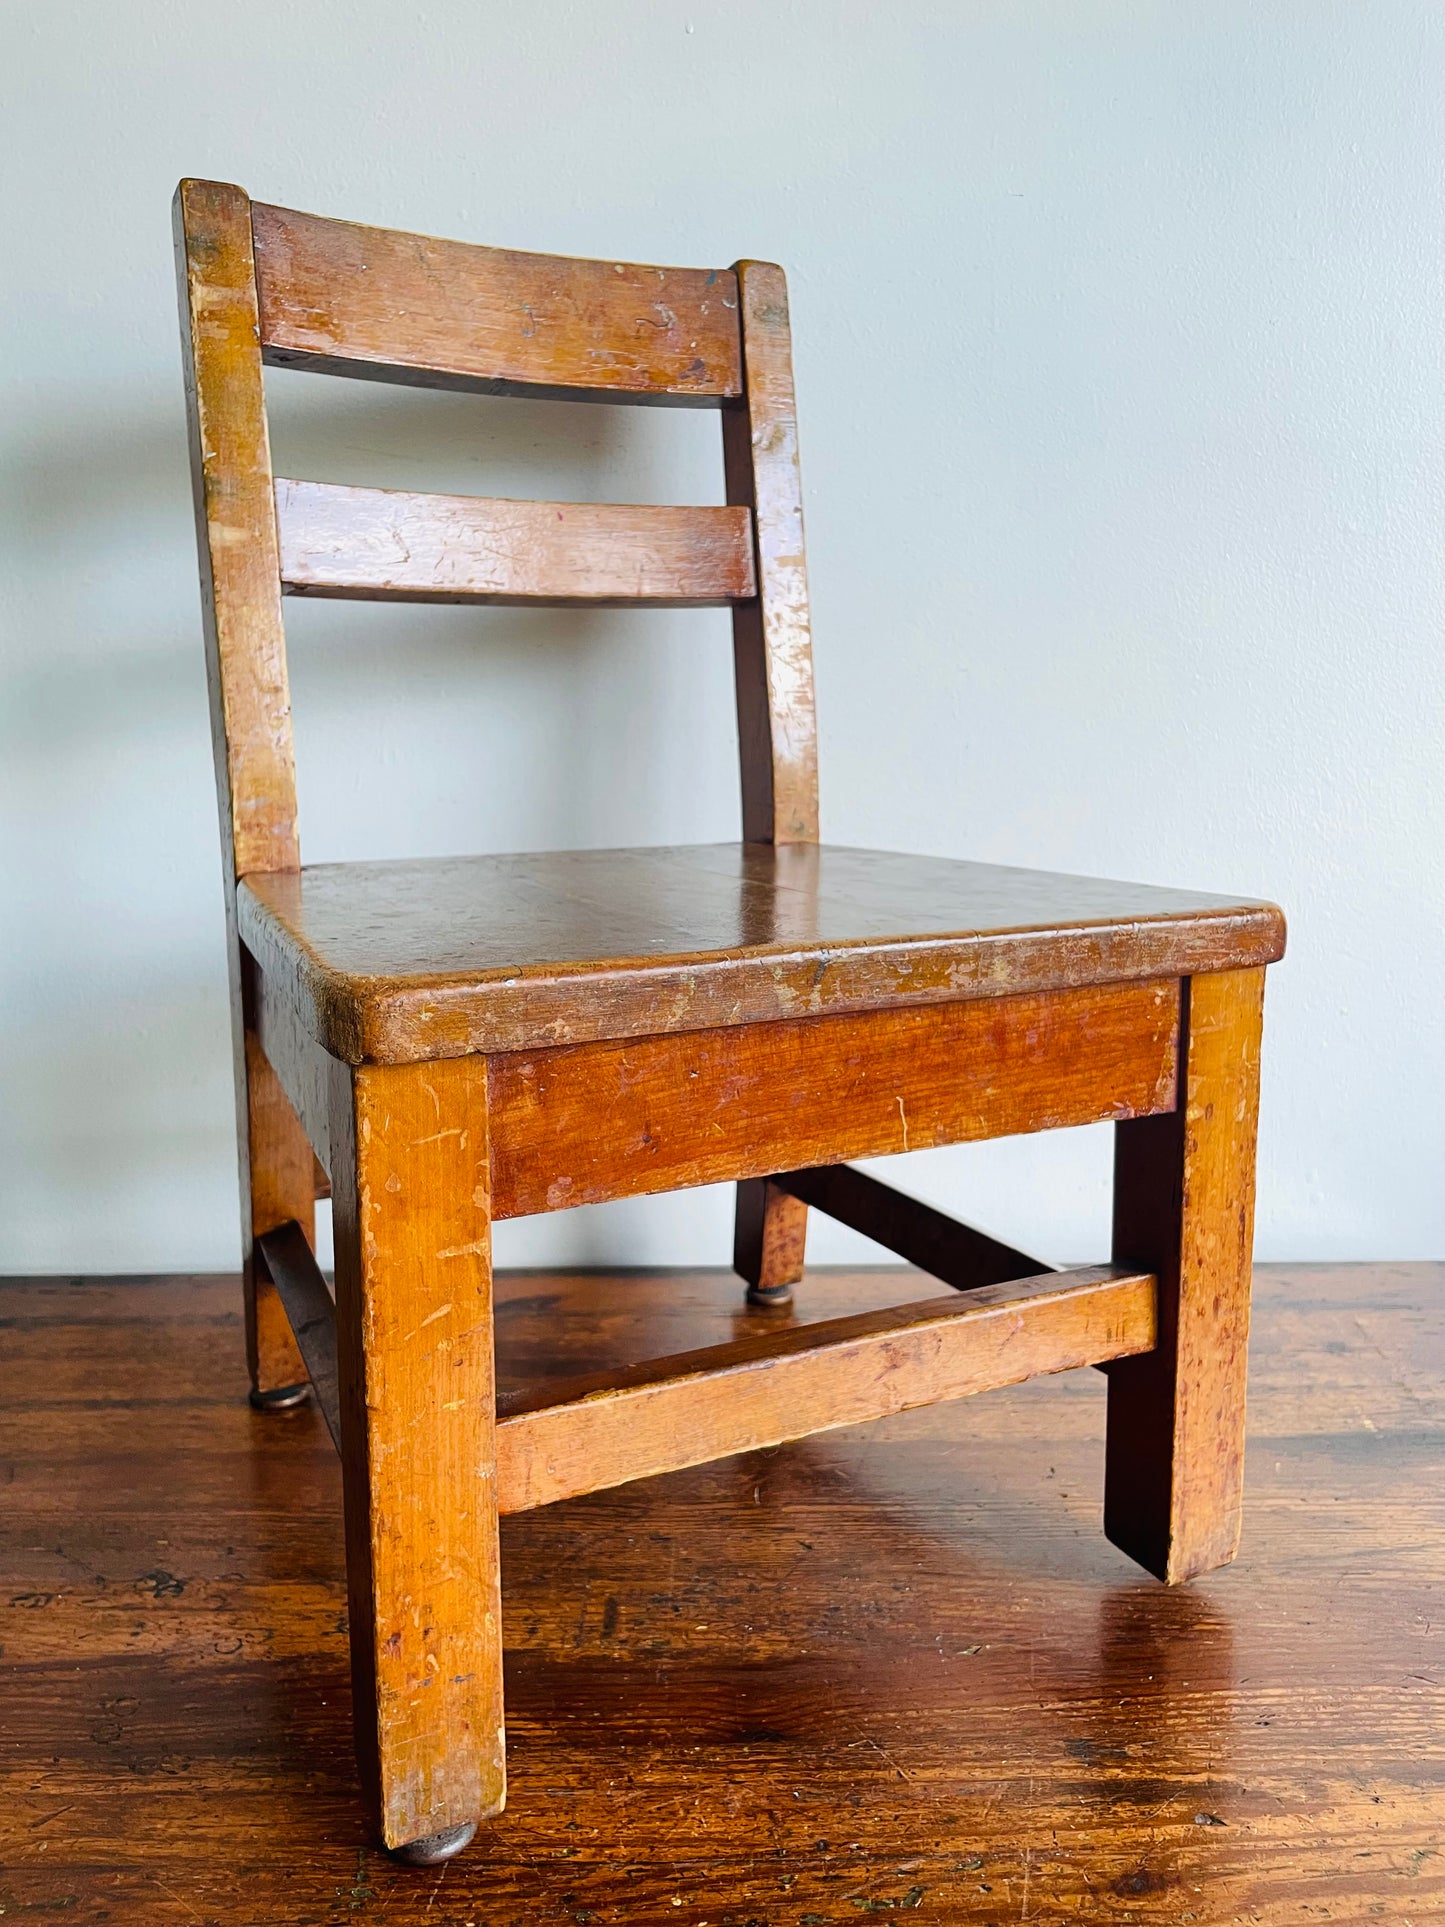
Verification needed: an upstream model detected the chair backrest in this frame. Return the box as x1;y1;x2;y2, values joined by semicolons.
173;179;818;893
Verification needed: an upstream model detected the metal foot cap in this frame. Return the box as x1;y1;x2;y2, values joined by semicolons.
745;1282;794;1308
392;1821;477;1865
248;1382;311;1411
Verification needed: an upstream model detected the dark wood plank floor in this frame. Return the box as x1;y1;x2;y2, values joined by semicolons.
2;1261;1442;1924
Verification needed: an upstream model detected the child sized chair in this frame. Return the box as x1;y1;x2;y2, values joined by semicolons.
174;179;1285;1863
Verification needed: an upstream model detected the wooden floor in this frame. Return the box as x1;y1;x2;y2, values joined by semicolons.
2;1261;1442;1925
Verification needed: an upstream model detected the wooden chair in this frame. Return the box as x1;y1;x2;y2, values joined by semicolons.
174;179;1285;1864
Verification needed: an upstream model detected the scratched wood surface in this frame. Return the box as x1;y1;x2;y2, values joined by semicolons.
274;481;758;607
493;1268;1156;1515
252;199;747;402
723;259;818;846
1;1261;1441;1923
1105;969;1265;1584
329;1055;505;1850
175;178;312;1397
487;982;1179;1219
251;201;743;405
237;844;1285;1063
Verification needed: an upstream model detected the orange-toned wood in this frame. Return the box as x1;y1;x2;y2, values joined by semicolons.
248;1233;1151;1523
173;181;1287;1867
489;980;1180;1220
733;1176;809;1301
1104;967;1266;1584
176;179;307;1399
723;262;818;845
328;1054;504;1857
248;951;334;1175
495;1266;1155;1514
239;1020;312;1395
175;181;298;880
252;201;743;405
721;259;820;1278
236;842;1285;1064
256;1219;340;1447
778;1161;1050;1288
274;480;758;607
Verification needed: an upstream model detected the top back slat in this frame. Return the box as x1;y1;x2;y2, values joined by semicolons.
252;202;744;406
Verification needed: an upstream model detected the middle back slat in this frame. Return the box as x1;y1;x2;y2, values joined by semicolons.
274;480;757;606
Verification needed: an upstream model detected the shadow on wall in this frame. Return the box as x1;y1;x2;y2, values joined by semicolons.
0;375;741;1270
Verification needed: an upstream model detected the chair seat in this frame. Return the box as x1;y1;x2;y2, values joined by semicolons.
238;842;1285;1064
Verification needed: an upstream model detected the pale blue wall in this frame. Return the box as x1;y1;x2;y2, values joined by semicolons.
2;2;1441;1269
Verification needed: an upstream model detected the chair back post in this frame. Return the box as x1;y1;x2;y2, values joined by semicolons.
725;261;820;844
174;179;300;884
176;181;314;1401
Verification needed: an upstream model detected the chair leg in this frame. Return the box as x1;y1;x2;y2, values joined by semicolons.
241;1027;311;1404
329;1055;505;1860
1103;968;1266;1585
734;1177;808;1305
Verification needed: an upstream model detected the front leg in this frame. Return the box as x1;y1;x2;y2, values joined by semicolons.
1104;967;1266;1584
329;1053;504;1860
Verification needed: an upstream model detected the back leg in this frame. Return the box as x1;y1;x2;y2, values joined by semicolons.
734;1177;807;1306
240;1024;313;1404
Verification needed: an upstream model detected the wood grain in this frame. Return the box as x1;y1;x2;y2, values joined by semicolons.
1104;968;1266;1583
2;1262;1440;1923
722;260;820;1275
733;1175;809;1298
252;200;743;405
495;1267;1155;1513
724;260;819;844
488;980;1180;1220
236;842;1285;1063
169;181;1290;1877
778;1160;1051;1288
256;1228;1146;1526
724;261;816;1313
175;181;298;880
248;947;334;1176
255;1220;340;1447
274;480;757;606
328;1055;504;1850
239;1024;313;1392
176;180;309;1397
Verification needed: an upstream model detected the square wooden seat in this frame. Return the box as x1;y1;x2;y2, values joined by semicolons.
175;179;1286;1866
240;842;1282;1062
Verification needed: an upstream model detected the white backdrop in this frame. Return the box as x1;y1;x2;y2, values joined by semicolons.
3;2;1441;1272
